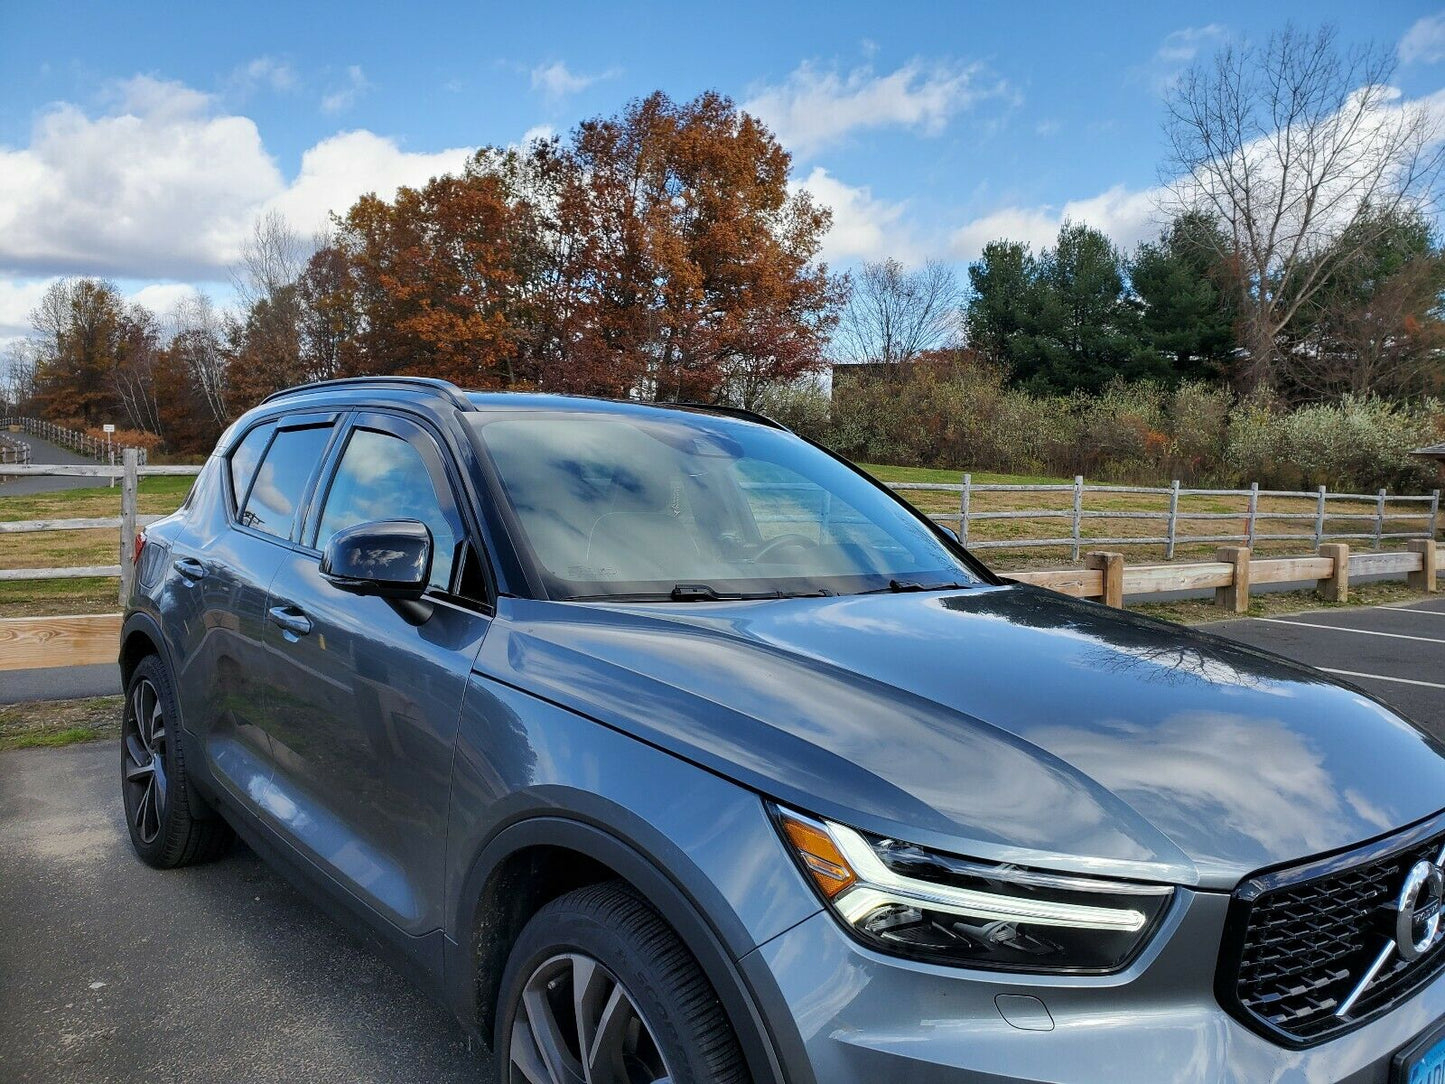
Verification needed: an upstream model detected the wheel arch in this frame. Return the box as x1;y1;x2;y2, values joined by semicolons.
446;813;799;1084
119;611;169;687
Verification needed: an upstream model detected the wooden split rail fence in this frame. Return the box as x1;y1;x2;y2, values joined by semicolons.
0;460;1442;673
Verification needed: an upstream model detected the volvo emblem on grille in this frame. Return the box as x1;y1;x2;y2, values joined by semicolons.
1337;851;1445;1019
1396;860;1445;961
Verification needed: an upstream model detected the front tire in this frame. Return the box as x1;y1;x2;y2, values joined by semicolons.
121;655;233;868
496;881;747;1084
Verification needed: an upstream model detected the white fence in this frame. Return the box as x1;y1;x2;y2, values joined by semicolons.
0;416;149;467
0;433;30;466
0;456;200;602
889;475;1442;560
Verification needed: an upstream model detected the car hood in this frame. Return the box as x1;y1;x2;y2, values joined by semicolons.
480;584;1445;888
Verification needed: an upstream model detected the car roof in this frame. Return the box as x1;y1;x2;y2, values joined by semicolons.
257;377;786;430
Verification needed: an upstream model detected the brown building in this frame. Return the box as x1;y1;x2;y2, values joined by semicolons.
1413;442;1445;484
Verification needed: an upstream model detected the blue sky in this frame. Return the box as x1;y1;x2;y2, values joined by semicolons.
2;1;1445;340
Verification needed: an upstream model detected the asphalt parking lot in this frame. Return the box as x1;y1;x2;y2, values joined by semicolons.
1205;595;1445;743
1;595;1443;1082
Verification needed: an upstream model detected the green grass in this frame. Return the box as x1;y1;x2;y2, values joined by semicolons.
0;696;122;751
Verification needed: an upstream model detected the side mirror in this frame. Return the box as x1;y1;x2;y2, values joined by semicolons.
320;519;432;600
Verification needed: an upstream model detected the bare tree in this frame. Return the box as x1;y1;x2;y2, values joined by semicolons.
231;209;309;310
1;339;39;412
1164;24;1443;393
834;258;963;371
171;291;230;425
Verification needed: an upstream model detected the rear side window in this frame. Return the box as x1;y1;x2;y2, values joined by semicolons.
228;423;274;512
240;425;333;540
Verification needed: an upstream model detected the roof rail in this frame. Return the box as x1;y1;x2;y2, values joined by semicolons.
260;376;473;411
661;401;790;431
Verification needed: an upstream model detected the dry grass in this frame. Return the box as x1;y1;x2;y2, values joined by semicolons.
0;696;122;750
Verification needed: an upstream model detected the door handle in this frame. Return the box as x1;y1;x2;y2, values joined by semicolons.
173;557;207;582
267;605;313;638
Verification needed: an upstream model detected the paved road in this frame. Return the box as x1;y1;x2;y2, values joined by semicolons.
1;663;122;704
1;597;1443;1082
0;742;490;1083
0;432;110;495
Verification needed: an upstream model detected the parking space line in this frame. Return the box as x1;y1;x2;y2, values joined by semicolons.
1318;668;1445;691
1253;618;1445;645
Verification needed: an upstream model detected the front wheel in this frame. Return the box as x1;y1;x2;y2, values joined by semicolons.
121;655;233;868
496;881;747;1084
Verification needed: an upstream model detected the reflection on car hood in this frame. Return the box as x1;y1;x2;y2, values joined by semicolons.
480;584;1445;888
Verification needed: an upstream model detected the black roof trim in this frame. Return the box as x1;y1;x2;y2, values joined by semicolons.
260;376;473;411
659;401;790;431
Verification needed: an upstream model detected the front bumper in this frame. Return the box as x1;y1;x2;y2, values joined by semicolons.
741;888;1445;1083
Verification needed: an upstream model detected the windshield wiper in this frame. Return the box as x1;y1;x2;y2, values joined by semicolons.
669;583;785;601
859;578;973;595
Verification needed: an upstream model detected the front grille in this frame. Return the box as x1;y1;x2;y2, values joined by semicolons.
1219;818;1445;1046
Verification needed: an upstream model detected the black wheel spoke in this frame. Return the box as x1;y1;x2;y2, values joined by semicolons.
511;953;671;1084
123;677;167;846
124;734;150;773
585;984;632;1083
522;975;583;1084
510;1018;555;1084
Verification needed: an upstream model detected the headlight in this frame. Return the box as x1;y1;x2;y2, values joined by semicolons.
775;806;1174;973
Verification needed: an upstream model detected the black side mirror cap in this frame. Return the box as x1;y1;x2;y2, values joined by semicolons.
319;519;432;600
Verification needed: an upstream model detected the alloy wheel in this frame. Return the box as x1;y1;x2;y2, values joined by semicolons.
123;678;168;845
509;953;673;1084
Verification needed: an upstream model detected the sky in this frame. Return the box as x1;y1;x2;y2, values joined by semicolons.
3;1;1445;345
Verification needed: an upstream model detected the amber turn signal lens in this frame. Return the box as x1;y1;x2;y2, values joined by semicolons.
779;811;857;898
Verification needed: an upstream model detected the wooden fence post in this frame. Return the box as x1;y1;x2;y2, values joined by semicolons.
1215;546;1251;614
119;449;138;605
1408;539;1438;593
1166;480;1180;560
1071;476;1084;562
1319;542;1350;602
1430;490;1440;542
1373;488;1387;550
1246;483;1259;547
1084;551;1124;607
958;472;971;545
1314;485;1327;550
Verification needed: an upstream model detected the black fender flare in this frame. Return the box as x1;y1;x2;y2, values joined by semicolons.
446;813;812;1084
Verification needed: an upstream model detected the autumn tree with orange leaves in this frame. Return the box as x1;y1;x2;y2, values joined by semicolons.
302;91;841;405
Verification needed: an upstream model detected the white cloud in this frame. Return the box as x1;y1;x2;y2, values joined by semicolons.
744;58;1011;157
951;184;1163;262
0;77;282;279
795;166;921;265
230;56;296;95
0;75;476;282
320;65;369;114
1400;13;1445;65
264;129;473;235
0;278;53;341
128;282;198;318
1138;24;1227;93
521;124;556;146
530;61;615;101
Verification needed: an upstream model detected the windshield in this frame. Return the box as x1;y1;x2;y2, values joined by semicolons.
471;411;982;600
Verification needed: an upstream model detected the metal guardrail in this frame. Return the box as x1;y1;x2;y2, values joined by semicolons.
0;416;149;467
